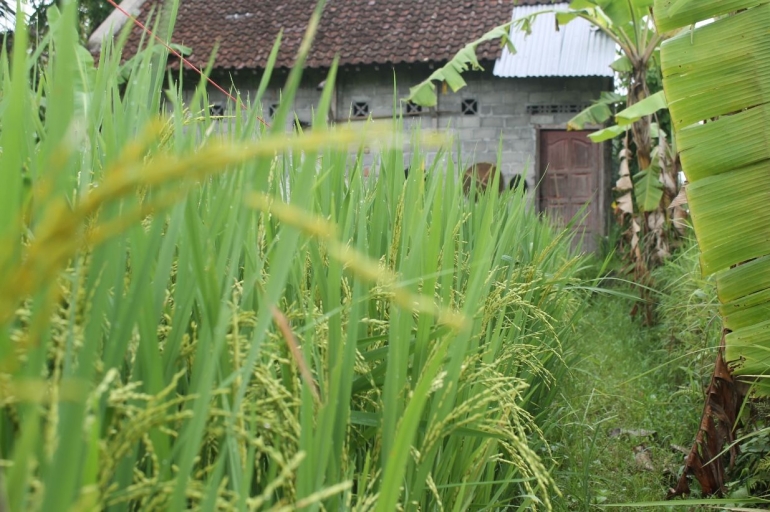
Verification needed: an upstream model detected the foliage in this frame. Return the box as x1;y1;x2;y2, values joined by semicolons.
407;20;527;107
0;2;589;510
653;242;720;362
552;242;770;508
407;0;685;325
0;0;111;41
656;0;770;398
558;1;684;326
567;91;624;132
0;2;11;27
731;406;770;497
654;243;770;501
550;282;705;509
633;168;664;212
654;0;770;496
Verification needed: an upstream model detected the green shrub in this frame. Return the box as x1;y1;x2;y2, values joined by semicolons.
0;4;587;510
653;240;720;387
655;242;770;497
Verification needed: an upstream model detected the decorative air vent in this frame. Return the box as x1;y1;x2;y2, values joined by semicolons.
209;103;225;116
461;98;478;116
527;104;589;115
352;101;370;118
405;101;423;115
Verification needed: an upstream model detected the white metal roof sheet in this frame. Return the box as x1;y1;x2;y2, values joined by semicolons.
493;3;616;78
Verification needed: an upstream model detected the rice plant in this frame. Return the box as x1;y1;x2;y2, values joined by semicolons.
0;2;588;510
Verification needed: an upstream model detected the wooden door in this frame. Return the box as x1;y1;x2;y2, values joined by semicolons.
539;130;603;252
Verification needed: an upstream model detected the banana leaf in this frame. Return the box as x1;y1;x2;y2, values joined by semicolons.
656;0;770;388
615;91;667;126
567;91;625;130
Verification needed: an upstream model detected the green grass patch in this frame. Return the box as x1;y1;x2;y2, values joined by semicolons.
548;242;770;509
551;288;707;509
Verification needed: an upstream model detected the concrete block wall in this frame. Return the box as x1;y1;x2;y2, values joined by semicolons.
202;66;610;190
422;72;608;190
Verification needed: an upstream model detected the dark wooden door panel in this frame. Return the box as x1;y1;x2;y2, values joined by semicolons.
539;130;602;252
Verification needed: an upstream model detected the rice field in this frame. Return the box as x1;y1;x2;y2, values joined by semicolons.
0;3;589;510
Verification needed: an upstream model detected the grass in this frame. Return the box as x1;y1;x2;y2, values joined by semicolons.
551;287;708;509
551;243;770;510
549;242;763;509
0;2;590;510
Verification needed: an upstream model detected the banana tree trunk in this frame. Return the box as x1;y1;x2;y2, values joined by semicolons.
625;65;658;325
628;66;652;171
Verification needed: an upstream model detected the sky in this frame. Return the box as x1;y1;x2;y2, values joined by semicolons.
1;1;42;31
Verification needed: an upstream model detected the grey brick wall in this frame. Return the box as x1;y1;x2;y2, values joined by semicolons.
203;65;610;191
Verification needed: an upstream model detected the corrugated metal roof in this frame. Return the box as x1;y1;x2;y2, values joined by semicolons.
493;3;616;78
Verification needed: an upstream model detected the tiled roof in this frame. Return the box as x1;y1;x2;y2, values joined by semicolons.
97;0;561;70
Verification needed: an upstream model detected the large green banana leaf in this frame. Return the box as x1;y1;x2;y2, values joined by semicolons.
654;0;770;391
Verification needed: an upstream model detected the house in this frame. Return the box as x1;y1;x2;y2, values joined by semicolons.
90;0;616;251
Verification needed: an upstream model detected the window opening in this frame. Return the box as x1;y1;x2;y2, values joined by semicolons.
527;104;588;115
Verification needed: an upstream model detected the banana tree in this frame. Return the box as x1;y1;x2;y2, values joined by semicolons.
654;0;770;496
562;0;660;164
558;0;688;324
408;0;683;323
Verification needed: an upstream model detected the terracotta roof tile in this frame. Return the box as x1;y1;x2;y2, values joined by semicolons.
113;0;559;70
